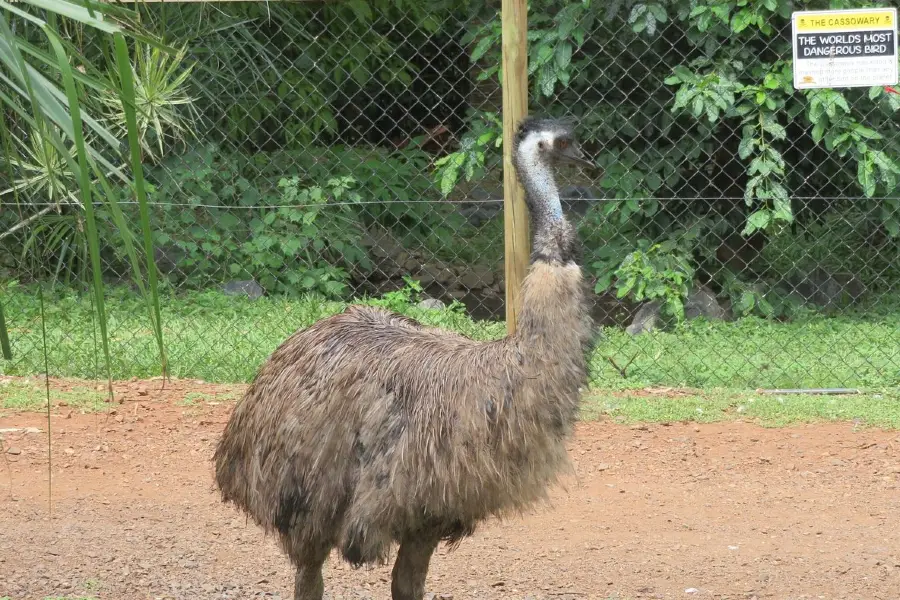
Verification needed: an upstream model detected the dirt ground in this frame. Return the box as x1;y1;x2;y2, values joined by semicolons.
2;377;900;600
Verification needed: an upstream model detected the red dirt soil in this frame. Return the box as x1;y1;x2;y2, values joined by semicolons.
1;376;900;600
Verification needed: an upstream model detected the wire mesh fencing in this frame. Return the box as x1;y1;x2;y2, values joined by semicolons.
2;1;900;392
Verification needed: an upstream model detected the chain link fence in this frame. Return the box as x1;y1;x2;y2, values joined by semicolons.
2;1;900;392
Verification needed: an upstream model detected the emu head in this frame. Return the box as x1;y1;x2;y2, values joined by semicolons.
513;116;593;172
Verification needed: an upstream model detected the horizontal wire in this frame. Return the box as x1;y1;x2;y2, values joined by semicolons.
15;196;900;210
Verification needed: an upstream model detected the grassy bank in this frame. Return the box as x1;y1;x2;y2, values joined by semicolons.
2;285;899;392
4;376;900;430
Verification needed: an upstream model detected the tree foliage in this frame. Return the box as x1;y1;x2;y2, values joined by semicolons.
439;0;900;307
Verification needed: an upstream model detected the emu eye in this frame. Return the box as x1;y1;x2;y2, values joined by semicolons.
557;139;569;150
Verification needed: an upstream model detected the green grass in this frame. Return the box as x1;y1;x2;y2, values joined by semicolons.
1;284;899;394
584;388;900;429
0;379;107;414
0;285;507;383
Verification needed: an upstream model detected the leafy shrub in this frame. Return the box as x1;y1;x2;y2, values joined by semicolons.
92;140;479;297
102;146;372;297
761;207;900;293
610;240;695;320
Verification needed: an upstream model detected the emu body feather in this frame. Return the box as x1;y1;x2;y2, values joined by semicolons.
214;262;592;565
213;116;598;600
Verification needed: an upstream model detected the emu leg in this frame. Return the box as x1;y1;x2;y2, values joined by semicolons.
390;537;440;600
293;554;327;600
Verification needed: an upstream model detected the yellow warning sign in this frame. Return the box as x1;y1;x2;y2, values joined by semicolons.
795;9;894;32
793;7;898;89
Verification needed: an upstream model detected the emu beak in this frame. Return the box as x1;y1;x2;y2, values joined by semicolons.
560;144;595;170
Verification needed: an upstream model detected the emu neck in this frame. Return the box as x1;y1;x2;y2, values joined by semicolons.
514;261;589;378
515;155;573;264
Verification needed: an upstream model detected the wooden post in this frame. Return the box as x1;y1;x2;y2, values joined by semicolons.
501;0;528;335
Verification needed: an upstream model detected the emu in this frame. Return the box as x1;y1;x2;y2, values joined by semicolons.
213;116;598;600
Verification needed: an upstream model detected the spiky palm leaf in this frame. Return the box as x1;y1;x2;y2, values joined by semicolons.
97;43;198;163
0;0;169;395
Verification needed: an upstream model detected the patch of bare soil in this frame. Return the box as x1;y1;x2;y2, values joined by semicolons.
1;377;900;600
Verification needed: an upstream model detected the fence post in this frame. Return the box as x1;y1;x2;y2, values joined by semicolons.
501;0;529;335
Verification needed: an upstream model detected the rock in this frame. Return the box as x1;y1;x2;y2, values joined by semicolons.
154;245;185;275
416;269;437;286
785;267;866;309
222;280;264;300
416;298;445;311
448;290;467;300
459;266;495;290
459;188;501;227
5;447;21;455
626;301;661;335
685;284;725;321
368;235;404;261
419;264;454;287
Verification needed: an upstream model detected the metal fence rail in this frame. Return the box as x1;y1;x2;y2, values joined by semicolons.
2;1;900;392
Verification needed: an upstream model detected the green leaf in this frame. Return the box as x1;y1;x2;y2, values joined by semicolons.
691;95;704;118
858;157;877;197
648;4;668;23
689;5;708;18
737;291;756;315
219;213;240;229
594;272;614;293
673;65;693;82
853;125;882;140
113;33;167;377
743;209;771;234
471;35;494;63
628;4;648;23
761;119;787;140
869;86;884;100
738;135;756;159
41;22;116;395
772;197;793;222
731;10;751;33
556;4;579;38
536;43;554;64
439;161;461;196
810;119;827;143
539;64;556;96
0;298;11;360
555;42;573;70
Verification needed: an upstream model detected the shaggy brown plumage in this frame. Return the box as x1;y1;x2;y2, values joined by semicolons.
213;116;598;600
